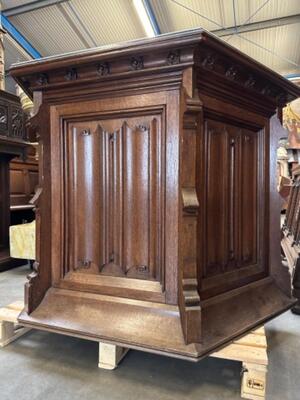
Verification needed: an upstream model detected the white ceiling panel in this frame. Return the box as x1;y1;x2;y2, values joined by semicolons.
150;0;300;31
71;0;145;46
150;0;300;75
9;4;87;56
223;23;300;75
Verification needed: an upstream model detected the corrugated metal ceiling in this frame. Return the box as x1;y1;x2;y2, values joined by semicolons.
6;0;145;56
2;0;300;92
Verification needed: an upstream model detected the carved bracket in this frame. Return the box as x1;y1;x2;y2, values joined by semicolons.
182;187;199;215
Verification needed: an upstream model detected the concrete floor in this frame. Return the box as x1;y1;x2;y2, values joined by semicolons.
0;266;299;400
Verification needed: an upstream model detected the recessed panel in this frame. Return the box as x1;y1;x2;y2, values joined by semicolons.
64;114;165;284
199;118;266;298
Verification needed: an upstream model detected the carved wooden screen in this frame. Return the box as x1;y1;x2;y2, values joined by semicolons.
199;118;267;298
284;172;300;243
64;114;164;284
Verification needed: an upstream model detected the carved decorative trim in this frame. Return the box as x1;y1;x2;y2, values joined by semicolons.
245;75;256;89
97;62;110;76
199;50;284;102
130;56;144;70
225;66;238;81
36;73;48;85
11;107;24;138
80;129;90;136
76;259;91;270
261;85;273;96
167;50;180;65
201;53;216;70
137;124;148;132
65;68;77;81
0;105;8;129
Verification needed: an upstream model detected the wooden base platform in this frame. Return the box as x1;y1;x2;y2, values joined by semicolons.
18;281;292;361
1;301;268;399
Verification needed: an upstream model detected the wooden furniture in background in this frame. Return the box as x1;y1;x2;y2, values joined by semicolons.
282;165;300;314
9;149;38;229
0;90;28;271
10;148;38;208
10;29;300;360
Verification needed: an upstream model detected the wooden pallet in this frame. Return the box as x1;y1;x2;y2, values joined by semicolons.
0;301;267;399
98;327;268;400
0;301;30;347
211;327;268;400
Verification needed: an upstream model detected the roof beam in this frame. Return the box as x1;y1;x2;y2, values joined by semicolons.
3;0;69;17
143;0;161;35
1;15;41;58
213;14;300;37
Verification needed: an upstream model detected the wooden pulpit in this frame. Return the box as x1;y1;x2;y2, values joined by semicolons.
10;29;300;360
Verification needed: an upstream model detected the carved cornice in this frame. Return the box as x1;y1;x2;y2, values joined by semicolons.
10;48;192;99
9;29;300;105
198;48;295;107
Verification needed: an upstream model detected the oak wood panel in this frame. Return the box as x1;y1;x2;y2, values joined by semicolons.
200;119;266;298
65;115;164;283
42;93;176;303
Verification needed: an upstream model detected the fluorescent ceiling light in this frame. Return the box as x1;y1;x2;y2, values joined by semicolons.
133;0;156;38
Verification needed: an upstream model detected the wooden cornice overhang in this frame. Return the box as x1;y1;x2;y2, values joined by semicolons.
9;29;300;113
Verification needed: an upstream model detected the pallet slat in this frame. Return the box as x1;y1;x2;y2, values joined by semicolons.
0;301;29;347
0;308;21;323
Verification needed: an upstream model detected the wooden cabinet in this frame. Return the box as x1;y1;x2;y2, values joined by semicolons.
10;29;300;360
282;166;300;314
0;89;28;271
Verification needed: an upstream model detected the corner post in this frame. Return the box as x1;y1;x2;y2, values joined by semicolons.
178;92;202;344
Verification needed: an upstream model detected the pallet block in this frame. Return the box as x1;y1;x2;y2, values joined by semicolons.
98;342;129;370
0;301;30;347
210;327;268;400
